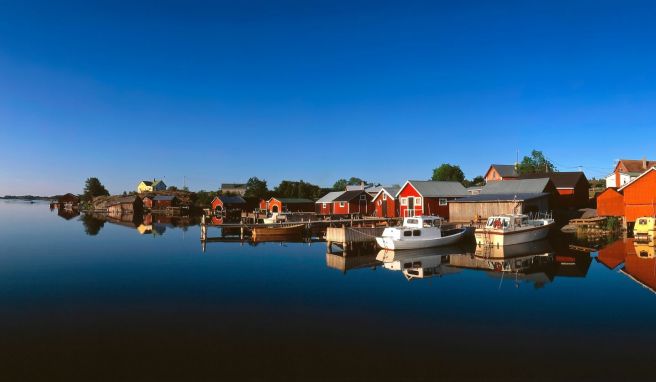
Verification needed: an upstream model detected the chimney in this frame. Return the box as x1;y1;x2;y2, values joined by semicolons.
643;157;647;170
360;181;365;190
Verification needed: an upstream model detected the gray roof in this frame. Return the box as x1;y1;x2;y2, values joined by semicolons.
221;183;247;189
481;178;551;195
450;193;549;203
401;181;468;197
217;195;246;204
373;186;401;199
334;190;370;202
346;183;373;191
490;164;519;178
316;191;345;203
153;195;177;201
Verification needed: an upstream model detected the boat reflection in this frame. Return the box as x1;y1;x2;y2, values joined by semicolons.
377;246;463;280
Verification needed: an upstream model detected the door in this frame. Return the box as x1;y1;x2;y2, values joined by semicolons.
382;200;387;217
407;197;415;217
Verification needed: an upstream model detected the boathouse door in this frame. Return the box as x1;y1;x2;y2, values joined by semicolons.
382;200;387;217
407;197;415;216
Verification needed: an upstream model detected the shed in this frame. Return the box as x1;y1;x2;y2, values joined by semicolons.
371;186;401;218
107;196;143;215
618;167;656;223
315;191;344;215
57;193;80;209
211;195;246;213
518;172;590;208
484;164;519;182
448;193;550;223
332;190;374;215
596;188;625;218
396;181;468;219
152;195;179;209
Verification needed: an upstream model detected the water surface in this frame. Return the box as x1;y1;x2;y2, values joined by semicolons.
0;200;654;381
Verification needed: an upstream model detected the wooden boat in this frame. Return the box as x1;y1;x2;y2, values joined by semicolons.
375;216;466;250
475;213;554;246
252;224;306;241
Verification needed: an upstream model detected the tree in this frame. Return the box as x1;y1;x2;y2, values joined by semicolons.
517;150;556;175
463;175;485;187
168;186;179;191
83;177;109;201
244;177;269;199
333;177;366;191
274;180;322;200
432;164;465;182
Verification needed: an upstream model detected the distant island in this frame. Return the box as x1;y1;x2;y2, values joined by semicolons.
1;195;54;201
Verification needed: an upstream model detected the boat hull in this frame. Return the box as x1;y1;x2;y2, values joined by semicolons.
376;229;466;250
475;223;552;246
252;224;305;241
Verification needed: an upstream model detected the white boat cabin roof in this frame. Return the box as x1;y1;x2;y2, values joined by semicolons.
403;216;443;228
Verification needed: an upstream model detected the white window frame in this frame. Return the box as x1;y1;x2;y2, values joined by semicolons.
360;194;366;200
401;197;408;206
415;197;422;206
322;203;327;208
339;202;345;208
439;198;448;206
382;193;387;201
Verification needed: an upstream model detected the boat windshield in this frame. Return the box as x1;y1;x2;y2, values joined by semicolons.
486;217;511;229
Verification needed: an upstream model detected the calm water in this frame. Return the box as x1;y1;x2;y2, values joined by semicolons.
1;200;655;381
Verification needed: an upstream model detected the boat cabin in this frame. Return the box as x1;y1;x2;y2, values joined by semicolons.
403;216;444;229
485;215;529;229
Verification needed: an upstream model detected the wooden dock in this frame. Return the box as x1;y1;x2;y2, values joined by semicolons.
325;226;385;255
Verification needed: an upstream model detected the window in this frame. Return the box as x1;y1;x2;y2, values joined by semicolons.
439;198;448;206
339;202;345;208
322;203;327;208
415;197;422;206
401;198;408;206
403;230;412;237
360;195;366;200
412;230;421;236
382;193;387;201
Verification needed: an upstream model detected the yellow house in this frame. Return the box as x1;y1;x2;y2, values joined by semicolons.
137;179;167;193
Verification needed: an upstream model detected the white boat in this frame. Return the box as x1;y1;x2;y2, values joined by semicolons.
475;213;554;247
375;216;466;250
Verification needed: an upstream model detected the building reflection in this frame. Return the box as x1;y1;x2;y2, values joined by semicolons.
79;212;196;237
598;238;656;294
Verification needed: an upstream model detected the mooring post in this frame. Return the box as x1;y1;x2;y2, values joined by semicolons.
200;215;207;241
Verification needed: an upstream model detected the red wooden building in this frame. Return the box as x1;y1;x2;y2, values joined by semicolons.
618;167;656;223
484;164;519;183
596;188;625;218
332;190;374;215
371;186;400;218
396;181;468;220
211;195;246;213
518;172;590;209
315;191;344;215
142;196;154;209
152;195;178;209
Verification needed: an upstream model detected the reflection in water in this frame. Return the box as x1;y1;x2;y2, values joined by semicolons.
81;214;105;236
377;246;463;280
374;239;592;288
57;208;80;220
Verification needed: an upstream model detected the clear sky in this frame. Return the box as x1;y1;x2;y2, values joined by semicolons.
1;0;656;195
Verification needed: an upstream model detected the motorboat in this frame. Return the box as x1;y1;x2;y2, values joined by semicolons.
475;213;554;247
375;216;466;250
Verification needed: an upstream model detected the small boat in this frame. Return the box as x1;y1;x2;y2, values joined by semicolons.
375;216;466;250
252;224;305;241
475;213;554;247
634;217;656;242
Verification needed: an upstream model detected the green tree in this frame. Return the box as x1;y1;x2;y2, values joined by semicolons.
333;177;366;191
432;164;465;182
244;177;269;199
274;180;322;200
83;177;109;201
517;150;556;175
462;175;485;187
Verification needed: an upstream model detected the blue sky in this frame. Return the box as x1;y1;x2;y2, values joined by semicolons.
1;0;656;195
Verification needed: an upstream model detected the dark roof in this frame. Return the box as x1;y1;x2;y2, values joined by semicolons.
481;178;552;194
217;195;246;204
617;159;656;173
140;180;153;186
402;181;469;197
153;195;177;201
518;172;588;189
333;190;369;202
108;195;140;206
273;197;315;204
221;183;247;189
316;191;345;203
450;193;549;203
58;193;80;203
490;164;519;178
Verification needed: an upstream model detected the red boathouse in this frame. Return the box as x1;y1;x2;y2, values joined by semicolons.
396;181;468;220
